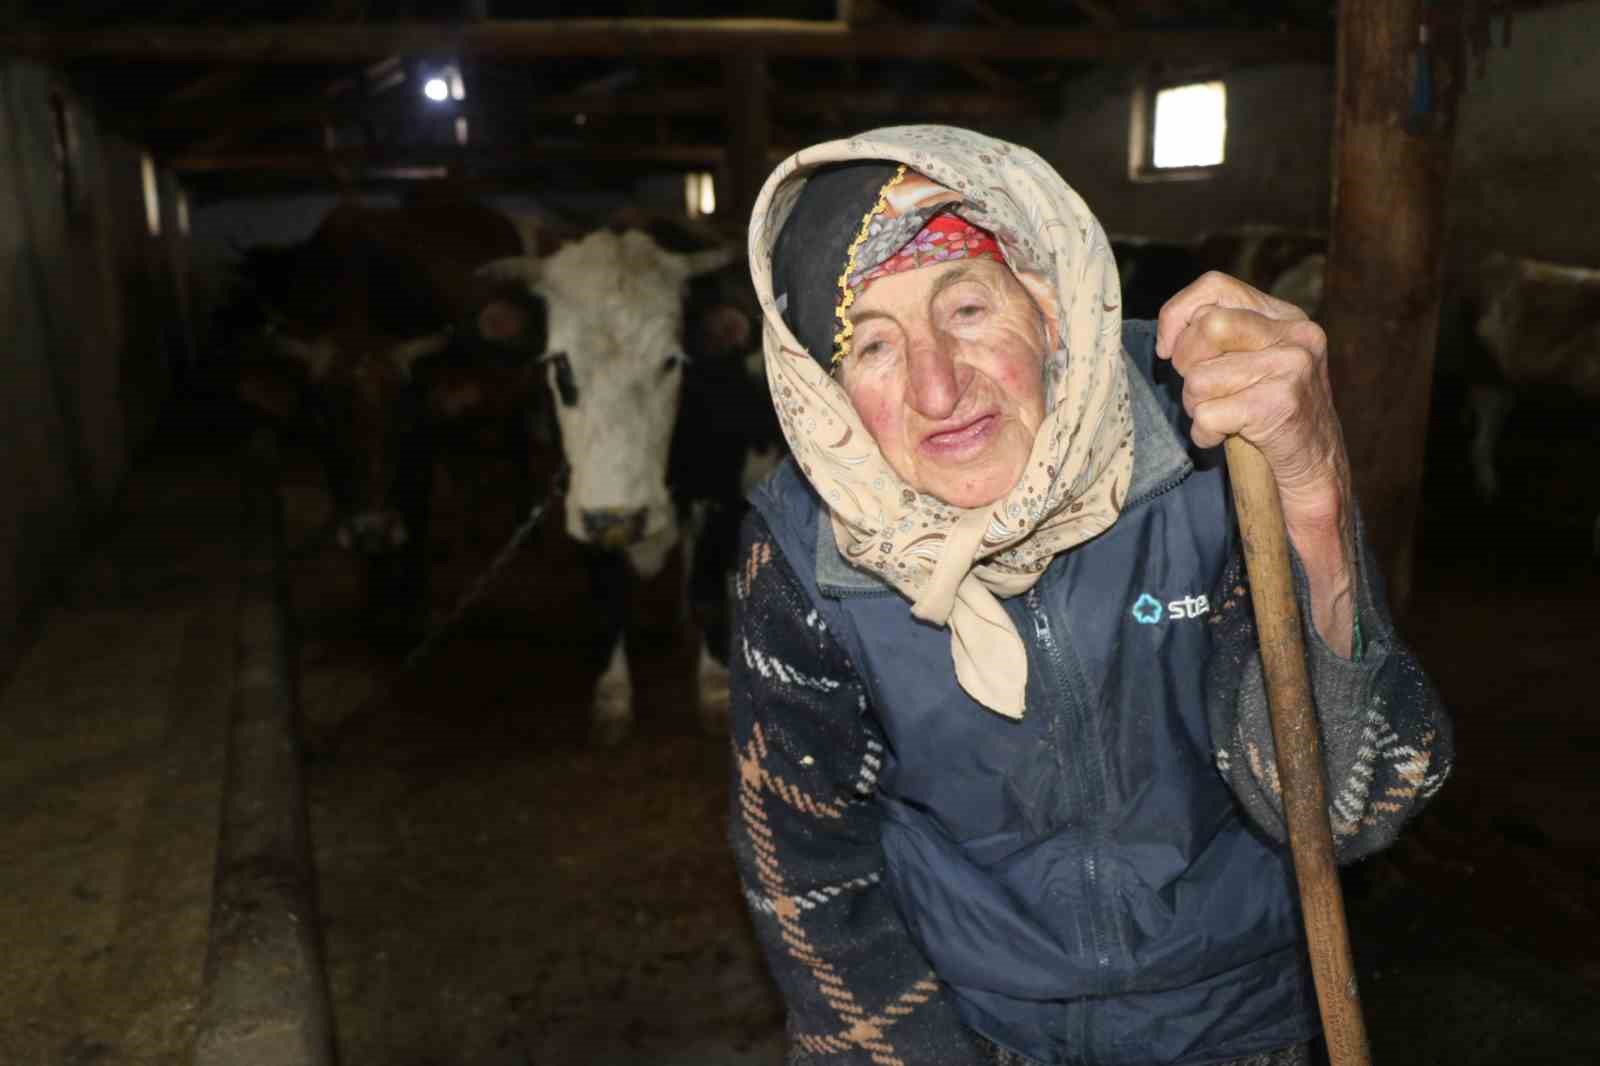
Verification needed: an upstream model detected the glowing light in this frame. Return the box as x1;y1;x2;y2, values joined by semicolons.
449;69;466;101
140;153;161;236
177;192;190;236
684;171;716;218
424;77;449;102
1152;81;1227;169
455;116;470;146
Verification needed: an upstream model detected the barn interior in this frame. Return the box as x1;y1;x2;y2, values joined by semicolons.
2;2;1597;1064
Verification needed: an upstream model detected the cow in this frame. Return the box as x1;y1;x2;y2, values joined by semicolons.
1109;227;1327;321
1467;252;1600;551
1268;251;1327;319
232;198;532;637
1193;225;1327;294
1264;249;1600;552
465;216;780;745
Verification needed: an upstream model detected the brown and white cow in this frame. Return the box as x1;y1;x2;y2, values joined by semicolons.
233;198;531;632
469;217;777;744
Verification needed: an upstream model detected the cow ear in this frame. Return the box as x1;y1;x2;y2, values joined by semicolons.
390;329;453;379
237;362;302;421
476;256;542;287
678;246;737;278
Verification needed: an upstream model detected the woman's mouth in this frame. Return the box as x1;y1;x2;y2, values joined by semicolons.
920;413;999;459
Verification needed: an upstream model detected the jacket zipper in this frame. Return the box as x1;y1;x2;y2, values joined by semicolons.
1025;586;1113;979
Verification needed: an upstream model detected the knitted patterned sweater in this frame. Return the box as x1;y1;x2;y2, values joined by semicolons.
727;501;1453;1065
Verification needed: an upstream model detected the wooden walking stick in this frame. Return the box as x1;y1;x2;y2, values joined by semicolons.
1224;437;1373;1066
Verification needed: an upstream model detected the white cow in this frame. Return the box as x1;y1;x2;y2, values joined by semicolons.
476;226;748;744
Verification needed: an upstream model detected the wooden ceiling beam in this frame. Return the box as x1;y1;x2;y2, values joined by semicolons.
158;66;256;106
166;142;737;174
1071;1;1123;29
2;19;1332;64
142;85;1043;135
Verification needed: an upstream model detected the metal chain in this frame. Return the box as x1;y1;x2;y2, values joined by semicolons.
401;465;567;672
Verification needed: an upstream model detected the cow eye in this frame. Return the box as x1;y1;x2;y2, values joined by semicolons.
662;353;684;375
548;352;579;407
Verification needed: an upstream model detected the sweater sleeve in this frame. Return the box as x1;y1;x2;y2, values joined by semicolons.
728;511;989;1065
1205;510;1455;863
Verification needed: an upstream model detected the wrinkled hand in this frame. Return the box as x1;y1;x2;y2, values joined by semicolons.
1155;271;1356;654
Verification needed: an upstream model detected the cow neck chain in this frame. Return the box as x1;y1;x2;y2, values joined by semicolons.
399;461;569;673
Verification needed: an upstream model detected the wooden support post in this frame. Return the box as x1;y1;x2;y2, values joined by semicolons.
1323;0;1462;614
724;52;769;233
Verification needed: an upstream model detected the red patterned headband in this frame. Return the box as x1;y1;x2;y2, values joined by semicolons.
850;213;1006;295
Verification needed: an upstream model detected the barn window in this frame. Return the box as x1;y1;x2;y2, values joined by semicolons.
1131;78;1227;181
140;152;161;236
685;171;717;219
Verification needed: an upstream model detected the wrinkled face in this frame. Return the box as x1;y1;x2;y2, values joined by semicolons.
536;231;692;552
836;258;1050;509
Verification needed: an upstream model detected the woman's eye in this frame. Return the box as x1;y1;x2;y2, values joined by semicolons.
955;304;985;319
858;338;889;359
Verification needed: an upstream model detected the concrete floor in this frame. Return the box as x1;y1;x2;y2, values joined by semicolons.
0;453;239;1065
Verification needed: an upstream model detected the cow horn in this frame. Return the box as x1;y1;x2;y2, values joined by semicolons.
475;256;542;286
680;246;736;278
391;329;454;379
268;329;334;380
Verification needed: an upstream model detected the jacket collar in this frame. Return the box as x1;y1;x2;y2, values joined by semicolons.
816;348;1193;596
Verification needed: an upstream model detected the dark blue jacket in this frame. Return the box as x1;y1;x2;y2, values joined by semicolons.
730;321;1452;1065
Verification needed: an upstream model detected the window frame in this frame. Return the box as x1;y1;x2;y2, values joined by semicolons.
1129;73;1229;184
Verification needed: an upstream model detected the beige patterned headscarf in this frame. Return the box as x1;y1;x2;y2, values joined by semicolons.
748;126;1133;718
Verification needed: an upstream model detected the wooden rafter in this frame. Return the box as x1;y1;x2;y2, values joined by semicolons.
1067;0;1123;29
871;1;1024;94
158;66;255;107
0;19;1332;64
142;85;1046;135
166;142;736;174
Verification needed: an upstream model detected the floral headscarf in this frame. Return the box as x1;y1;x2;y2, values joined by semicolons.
748;126;1133;718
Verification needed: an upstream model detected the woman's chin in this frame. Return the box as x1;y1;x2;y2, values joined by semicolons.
920;458;1028;510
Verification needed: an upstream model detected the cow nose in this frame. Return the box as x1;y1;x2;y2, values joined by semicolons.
581;508;648;550
338;510;409;555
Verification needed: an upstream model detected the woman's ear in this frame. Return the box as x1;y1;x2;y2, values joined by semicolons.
1013;269;1062;351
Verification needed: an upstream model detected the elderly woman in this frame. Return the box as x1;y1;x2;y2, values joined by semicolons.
728;126;1451;1066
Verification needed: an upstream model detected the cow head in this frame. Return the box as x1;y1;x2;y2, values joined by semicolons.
252;322;452;555
473;229;735;573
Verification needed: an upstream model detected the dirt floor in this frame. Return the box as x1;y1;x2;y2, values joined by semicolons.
1;393;1596;1064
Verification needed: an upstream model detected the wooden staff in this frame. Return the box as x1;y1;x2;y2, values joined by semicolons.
1224;437;1373;1066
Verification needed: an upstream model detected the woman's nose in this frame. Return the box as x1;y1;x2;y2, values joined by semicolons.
906;332;966;420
